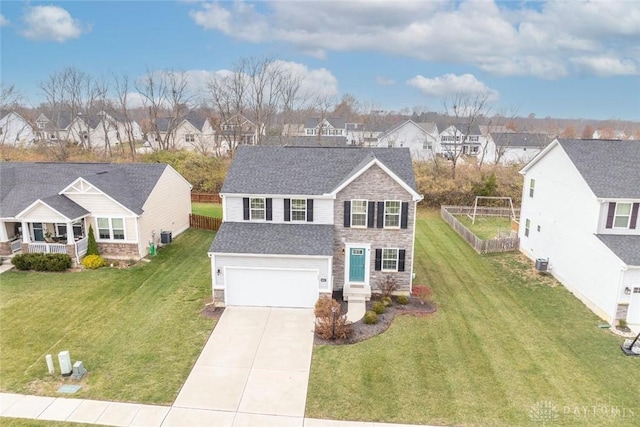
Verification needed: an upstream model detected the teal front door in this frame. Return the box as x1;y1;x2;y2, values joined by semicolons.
349;248;366;282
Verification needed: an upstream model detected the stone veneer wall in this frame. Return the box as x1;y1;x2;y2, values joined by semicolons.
332;164;416;293
0;242;11;256
97;243;139;259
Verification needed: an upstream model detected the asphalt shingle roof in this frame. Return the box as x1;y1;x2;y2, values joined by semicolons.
558;139;640;199
210;222;334;256
596;234;640;266
0;162;169;218
262;136;348;147
221;146;417;195
492;132;551;148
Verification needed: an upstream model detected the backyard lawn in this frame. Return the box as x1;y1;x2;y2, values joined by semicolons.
455;214;513;240
306;209;639;427
192;202;222;218
0;229;216;405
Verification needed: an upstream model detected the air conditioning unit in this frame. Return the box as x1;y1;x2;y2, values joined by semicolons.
535;258;549;272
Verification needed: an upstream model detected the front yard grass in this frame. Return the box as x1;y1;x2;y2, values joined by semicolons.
0;229;215;405
306;209;639;427
455;214;513;240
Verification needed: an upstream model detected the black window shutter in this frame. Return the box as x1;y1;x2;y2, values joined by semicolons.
284;199;291;222
377;201;385;228
374;249;382;271
631;203;639;229
398;250;406;272
243;197;250;220
400;202;409;229
344;201;351;227
266;198;272;221
367;201;375;228
307;199;314;222
605;202;616;229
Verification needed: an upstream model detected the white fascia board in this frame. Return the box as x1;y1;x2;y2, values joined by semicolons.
219;192;333;200
519;138;560;175
207;251;332;259
15;199;72;221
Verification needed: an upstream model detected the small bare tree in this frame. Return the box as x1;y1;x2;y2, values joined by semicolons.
113;73;139;160
442;92;491;179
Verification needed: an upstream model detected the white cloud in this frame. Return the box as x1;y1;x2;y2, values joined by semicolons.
21;5;86;42
188;0;640;79
407;74;499;101
375;77;396;86
570;56;639;76
0;14;9;27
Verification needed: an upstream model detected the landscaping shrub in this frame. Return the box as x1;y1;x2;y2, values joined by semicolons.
363;310;378;324
314;297;352;340
86;225;99;256
372;301;386;315
11;253;72;272
412;285;433;305
396;294;410;305
82;254;105;269
381;296;393;307
378;275;399;298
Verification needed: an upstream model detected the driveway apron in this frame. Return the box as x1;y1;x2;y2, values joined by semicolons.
173;306;316;419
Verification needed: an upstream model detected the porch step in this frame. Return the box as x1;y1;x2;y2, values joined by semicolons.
346;297;366;323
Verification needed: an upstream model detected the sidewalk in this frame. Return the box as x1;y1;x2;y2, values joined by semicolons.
0;392;437;426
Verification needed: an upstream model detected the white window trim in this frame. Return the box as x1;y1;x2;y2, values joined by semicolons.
351;199;368;228
613;202;632;228
291;198;306;222
96;217;126;241
525;219;530;237
250;197;266;221
382;248;399;272
529;179;535;198
384;200;401;229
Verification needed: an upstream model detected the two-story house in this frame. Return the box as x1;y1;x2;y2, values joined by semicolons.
376;120;439;160
519;139;640;330
208;146;422;318
0;110;36;146
436;122;486;158
485;132;552;164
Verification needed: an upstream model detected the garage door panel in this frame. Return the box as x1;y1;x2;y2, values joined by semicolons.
226;268;319;308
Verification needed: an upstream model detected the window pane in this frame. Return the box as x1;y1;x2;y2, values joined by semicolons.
111;218;124;229
614;203;631;227
97;218;109;228
351;200;367;227
291;199;306;221
250;198;264;209
382;248;398;271
385;201;401;227
113;229;125;240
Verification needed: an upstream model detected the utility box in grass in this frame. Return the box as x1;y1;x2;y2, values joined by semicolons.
535;258;549;271
58;351;72;376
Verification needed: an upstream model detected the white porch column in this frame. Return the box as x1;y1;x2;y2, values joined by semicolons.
66;222;74;244
0;222;8;241
21;221;30;243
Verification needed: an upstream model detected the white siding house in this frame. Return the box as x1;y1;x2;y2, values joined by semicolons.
377;120;438;160
519;139;640;331
0;111;35;146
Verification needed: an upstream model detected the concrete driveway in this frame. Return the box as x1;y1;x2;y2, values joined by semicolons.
171;306;315;424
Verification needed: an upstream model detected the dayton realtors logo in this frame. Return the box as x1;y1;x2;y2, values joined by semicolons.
530;398;635;425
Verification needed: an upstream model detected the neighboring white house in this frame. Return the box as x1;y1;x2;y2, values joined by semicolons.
592;129;629;140
377;120;439;160
89;110;143;148
0;162;192;262
519;138;640;330
485;132;552;164
436;122;487;159
303;118;346;137
0;111;35;146
208;146;422;311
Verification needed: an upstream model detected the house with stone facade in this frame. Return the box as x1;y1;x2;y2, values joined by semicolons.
0;162;191;263
208;146;422;319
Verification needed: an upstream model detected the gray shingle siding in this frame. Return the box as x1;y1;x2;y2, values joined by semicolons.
221;146;417;196
0;162;169;218
210;222;334;256
558;139;640;199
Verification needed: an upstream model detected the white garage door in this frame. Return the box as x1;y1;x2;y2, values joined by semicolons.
225;268;319;308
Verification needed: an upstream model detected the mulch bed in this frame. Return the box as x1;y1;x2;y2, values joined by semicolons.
314;292;437;345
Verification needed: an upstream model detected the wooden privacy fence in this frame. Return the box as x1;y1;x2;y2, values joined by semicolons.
440;206;520;254
443;205;520;218
191;192;221;203
189;214;221;232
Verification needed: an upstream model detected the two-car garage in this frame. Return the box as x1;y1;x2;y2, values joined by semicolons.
224;267;321;308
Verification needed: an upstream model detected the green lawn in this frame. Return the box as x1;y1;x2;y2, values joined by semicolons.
306;210;639;427
0;419;104;427
192;202;222;218
455;214;513;240
0;229;216;405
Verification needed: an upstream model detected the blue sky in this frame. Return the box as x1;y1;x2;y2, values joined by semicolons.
1;0;639;121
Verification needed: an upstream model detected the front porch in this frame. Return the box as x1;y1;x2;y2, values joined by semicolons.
22;237;89;263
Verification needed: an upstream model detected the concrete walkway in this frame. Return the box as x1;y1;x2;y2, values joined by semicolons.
0;306;438;426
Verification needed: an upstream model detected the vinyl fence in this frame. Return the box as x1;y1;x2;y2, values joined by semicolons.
440;206;520;254
189;214;221;232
